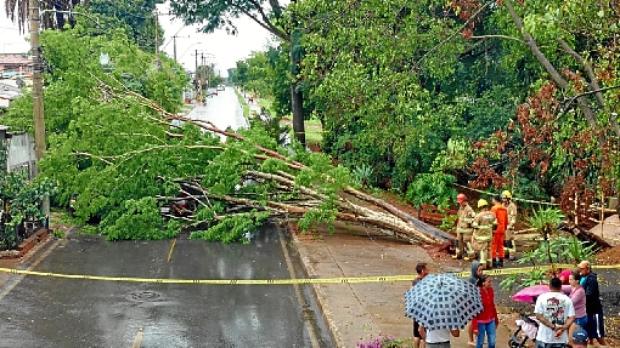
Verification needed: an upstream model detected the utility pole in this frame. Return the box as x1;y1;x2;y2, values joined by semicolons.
194;49;198;91
29;0;49;219
154;10;160;68
194;49;198;73
191;50;214;102
192;49;200;102
201;52;205;88
170;35;190;63
29;0;46;163
173;35;177;62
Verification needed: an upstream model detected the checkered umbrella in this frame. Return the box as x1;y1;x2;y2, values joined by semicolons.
405;273;483;331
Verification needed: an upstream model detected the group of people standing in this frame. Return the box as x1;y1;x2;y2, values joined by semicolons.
454;191;517;269
411;261;607;348
409;191;609;348
532;260;607;347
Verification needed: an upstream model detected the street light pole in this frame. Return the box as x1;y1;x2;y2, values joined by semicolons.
29;0;46;164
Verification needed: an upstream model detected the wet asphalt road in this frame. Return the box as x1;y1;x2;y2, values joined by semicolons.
0;227;333;347
187;88;248;140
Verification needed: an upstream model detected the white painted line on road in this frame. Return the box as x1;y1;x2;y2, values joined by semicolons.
130;327;144;348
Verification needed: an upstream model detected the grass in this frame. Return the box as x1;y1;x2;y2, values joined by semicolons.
235;91;324;147
233;88;250;119
258;97;278;118
51;209;79;227
305;118;323;146
280;116;323;147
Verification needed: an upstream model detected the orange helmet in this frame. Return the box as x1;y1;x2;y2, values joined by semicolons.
457;193;468;203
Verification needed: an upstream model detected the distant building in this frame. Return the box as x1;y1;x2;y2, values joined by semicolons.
0;53;32;78
0;79;24;110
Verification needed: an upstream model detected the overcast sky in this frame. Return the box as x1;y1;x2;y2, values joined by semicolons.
0;1;276;76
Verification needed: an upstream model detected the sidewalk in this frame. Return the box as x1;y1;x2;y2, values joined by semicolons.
291;230;513;347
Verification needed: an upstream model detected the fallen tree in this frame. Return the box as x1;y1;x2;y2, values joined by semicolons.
73;80;454;244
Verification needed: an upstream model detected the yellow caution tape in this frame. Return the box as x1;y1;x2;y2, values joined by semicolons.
0;264;618;285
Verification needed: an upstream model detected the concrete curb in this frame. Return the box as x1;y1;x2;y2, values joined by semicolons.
0;228;50;259
289;229;347;348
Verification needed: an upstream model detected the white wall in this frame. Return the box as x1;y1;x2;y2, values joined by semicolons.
6;132;36;178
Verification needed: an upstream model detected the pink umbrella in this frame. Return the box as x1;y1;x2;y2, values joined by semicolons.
559;269;572;284
511;284;572;303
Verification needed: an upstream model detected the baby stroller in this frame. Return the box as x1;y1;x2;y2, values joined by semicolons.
509;314;540;348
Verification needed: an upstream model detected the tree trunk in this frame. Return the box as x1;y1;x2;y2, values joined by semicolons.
289;25;306;146
291;84;306;145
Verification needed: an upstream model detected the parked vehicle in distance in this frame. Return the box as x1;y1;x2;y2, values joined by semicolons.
1;71;20;79
216;85;225;91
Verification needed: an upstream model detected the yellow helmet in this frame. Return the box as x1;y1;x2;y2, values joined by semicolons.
477;199;489;208
501;190;512;199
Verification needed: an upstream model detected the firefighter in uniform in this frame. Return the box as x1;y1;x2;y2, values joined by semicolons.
472;199;496;269
502;190;518;260
454;193;475;260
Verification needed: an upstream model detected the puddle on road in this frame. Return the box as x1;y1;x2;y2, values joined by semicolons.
126;290;162;303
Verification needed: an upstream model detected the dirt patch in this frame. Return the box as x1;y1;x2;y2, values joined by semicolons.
307;143;321;152
596;245;620;265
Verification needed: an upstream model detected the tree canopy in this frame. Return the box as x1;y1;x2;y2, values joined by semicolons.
1;23;190;240
4;0;164;51
3;0;619;244
231;0;619;208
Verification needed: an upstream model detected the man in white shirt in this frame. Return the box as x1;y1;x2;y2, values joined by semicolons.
534;277;576;348
419;326;460;348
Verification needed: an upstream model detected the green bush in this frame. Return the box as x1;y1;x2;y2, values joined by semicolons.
500;235;596;290
1;172;56;250
406;173;457;209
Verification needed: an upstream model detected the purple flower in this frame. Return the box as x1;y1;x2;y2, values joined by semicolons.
356;335;387;348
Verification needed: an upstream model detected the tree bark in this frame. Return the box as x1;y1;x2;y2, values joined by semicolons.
290;74;306;146
289;14;306;146
172;182;439;244
343;186;455;241
558;39;620;138
558;39;605;107
291;85;306;145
